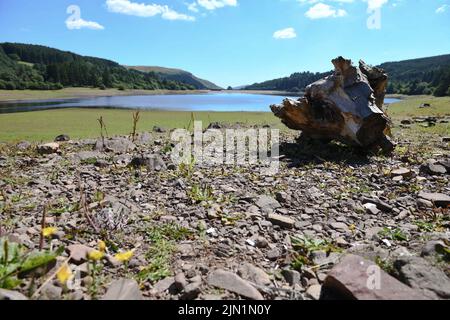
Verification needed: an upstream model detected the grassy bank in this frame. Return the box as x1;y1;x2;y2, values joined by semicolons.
0;87;210;102
0;109;280;142
0;96;448;143
385;95;450;118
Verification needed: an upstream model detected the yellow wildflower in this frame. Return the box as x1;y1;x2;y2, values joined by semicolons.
88;250;104;261
114;249;135;263
42;227;57;237
57;263;73;285
98;240;106;253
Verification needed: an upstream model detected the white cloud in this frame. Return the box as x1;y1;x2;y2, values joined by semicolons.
436;4;449;14
305;3;347;19
365;0;388;10
106;0;195;21
196;0;237;10
66;18;105;30
273;27;297;39
187;2;199;12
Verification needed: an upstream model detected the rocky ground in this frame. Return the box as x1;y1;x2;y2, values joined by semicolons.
0;118;449;301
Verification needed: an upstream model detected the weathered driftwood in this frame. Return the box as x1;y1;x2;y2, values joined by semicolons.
270;57;395;153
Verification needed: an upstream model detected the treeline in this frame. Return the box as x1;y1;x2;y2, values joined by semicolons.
0;43;195;91
245;54;450;97
244;71;332;92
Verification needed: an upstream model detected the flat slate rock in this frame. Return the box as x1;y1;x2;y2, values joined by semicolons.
102;279;143;300
207;269;263;300
321;254;427;300
394;256;450;300
0;289;28;300
418;192;450;208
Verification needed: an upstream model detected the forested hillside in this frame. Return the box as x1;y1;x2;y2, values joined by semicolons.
0;43;195;91
245;54;450;97
127;66;222;90
244;71;332;92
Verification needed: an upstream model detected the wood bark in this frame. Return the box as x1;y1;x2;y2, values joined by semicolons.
270;57;395;153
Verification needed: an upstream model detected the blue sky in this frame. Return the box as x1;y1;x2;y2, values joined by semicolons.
0;0;449;87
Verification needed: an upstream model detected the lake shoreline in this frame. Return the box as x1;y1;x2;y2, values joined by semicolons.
0;88;299;103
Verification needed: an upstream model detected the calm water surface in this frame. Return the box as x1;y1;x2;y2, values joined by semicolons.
0;92;400;114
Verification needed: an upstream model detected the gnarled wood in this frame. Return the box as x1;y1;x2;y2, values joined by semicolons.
271;57;395;153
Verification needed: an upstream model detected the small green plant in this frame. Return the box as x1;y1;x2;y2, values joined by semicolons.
177;156;196;178
188;183;215;203
130;110;141;142
375;256;394;274
81;157;97;165
290;235;342;270
138;223;193;283
378;227;409;241
0;237;63;290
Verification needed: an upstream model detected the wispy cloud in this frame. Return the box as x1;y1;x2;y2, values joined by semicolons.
106;0;195;21
66;18;105;30
305;3;347;19
436;4;449;14
196;0;237;10
273;27;297;39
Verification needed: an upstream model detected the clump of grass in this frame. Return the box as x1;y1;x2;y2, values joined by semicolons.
138;223;193;283
290;236;342;270
188;183;215;203
378;227;409;242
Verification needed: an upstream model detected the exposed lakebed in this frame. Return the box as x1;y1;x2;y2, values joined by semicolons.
0;92;401;114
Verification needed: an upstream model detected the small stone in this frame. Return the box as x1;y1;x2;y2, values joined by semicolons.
391;168;413;178
275;191;291;203
174;273;188;291
181;282;201;300
238;263;271;286
281;269;301;286
39;283;62;300
54;134;70;142
423;163;446;175
394;256;450;300
329;222;349;233
207;269;263;300
418;192;450;208
363;203;380;215
267;213;295;229
37;142;59;155
102;279;143;300
152;277;175;294
266;248;281;261
321;254;426;300
0;289;28;300
255;237;269;248
255;195;281;214
306;284;322;300
67;244;94;265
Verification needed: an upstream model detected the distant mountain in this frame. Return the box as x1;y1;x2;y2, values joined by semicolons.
126;66;222;90
244;54;450;97
0;43;195;91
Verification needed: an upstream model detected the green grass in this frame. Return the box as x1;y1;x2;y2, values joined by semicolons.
386;95;450;118
0;108;281;142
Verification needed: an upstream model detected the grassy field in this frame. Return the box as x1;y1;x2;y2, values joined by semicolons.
0;88;209;102
0;109;280;142
0;95;448;143
385;95;450;118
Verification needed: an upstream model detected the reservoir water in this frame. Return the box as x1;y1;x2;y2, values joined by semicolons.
0;92;401;114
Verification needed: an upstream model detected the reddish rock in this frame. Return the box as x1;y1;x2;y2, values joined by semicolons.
321;254;427;300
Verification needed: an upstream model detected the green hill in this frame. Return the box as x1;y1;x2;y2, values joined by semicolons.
244;54;450;97
126;66;222;90
0;42;195;91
